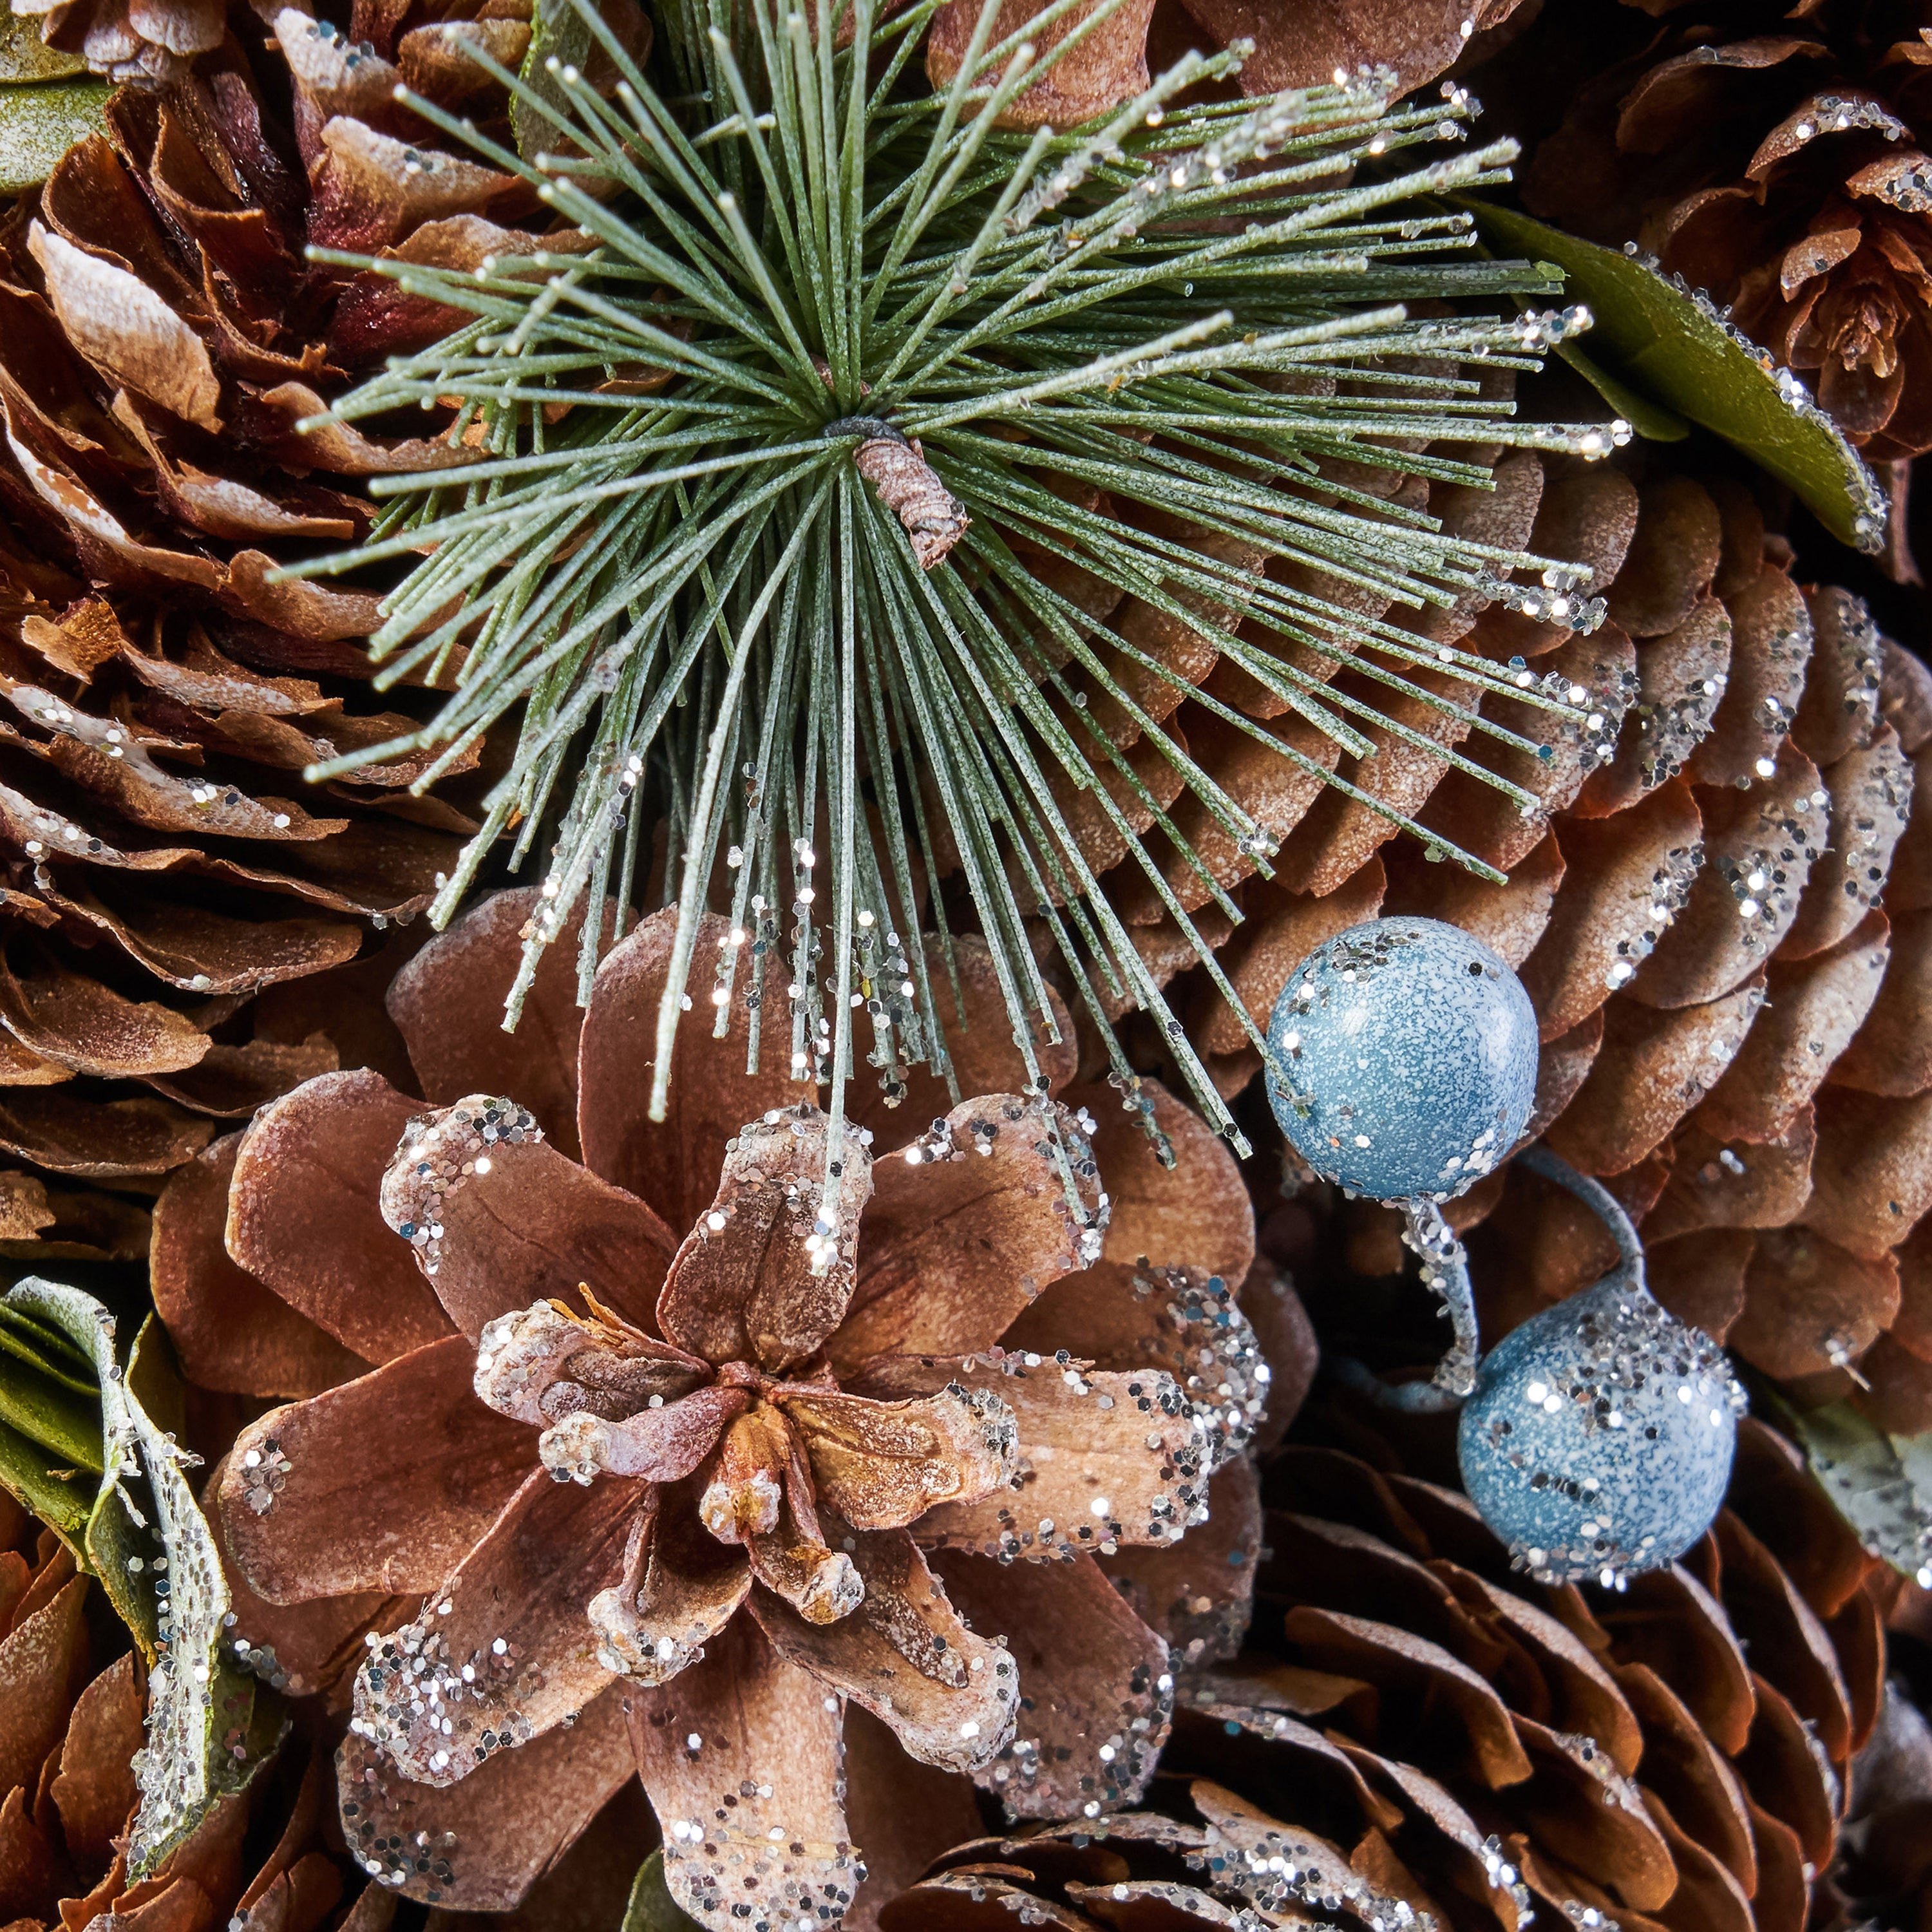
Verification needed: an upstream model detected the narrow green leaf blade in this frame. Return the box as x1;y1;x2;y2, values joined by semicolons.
3;1281;281;1877
1461;197;1886;552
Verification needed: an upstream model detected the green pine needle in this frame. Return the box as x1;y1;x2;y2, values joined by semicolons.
283;0;1629;1168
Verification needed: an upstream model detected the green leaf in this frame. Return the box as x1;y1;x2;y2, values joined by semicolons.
0;0;87;82
0;74;110;194
623;1851;705;1931
1785;1399;1932;1586
1459;198;1886;553
3;1280;283;1877
0;1412;91;1543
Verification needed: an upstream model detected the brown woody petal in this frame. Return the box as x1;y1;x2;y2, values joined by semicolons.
1573;598;1730;815
228;1068;451;1364
217;1334;531;1603
1731;1224;1900;1378
626;1616;862;1931
1805;1083;1932;1256
0;940;210;1077
1734;1671;1837;1871
1612;1662;1756;1892
1074;1077;1252;1283
658;1106;868;1373
1647;1108;1815;1236
1694;909;1889;1141
1511;1717;1677;1914
1175;0;1530;98
339;1681;634;1911
1714;1512;1853;1765
1792;587;1884;768
1526;1007;1605;1141
932;1546;1170;1817
1541;975;1765;1176
578;908;796;1231
1894;1218;1932;1359
841;1703;983;1929
35;878;359;996
153;1130;368;1398
147;1034;342;1119
1102;1455;1260;1672
1640;1788;1754;1932
381;1094;676;1341
1781;728;1913;959
48;1653;141;1873
1686;564;1814;790
1858;1331;1932;1433
1585;1563;1756;1757
903;1358;1204;1557
0;1086;213;1176
776;1386;1016;1531
926;0;1154;130
1644;1226;1754;1341
0;1573;88;1797
1282;1605;1533;1788
1605;475;1725;640
1888;742;1932;910
1234;1260;1318;1455
389;887;616;1157
1831;904;1932;1094
26;223;222;431
1517;777;1703;1038
829;1094;1099;1371
1631;748;1824;1009
752;1525;1017;1774
311;117;515;250
352;1468;647;1785
588;1481;750;1685
1381;828;1565;970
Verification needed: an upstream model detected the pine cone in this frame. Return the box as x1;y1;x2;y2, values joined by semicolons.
1086;444;1932;1410
0;1;612;1254
146;884;1312;1927
878;1408;1892;1932
1477;0;1932;459
0;1486;364;1930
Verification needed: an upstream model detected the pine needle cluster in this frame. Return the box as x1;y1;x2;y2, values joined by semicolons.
285;0;1628;1159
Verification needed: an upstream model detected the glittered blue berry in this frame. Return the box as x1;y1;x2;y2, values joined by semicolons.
1265;917;1538;1202
1457;1151;1745;1586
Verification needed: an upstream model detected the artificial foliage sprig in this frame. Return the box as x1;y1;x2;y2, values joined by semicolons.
283;0;1629;1182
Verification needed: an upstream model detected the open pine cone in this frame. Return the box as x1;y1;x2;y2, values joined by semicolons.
881;1406;1890;1932
147;883;1314;1927
1463;0;1932;459
0;0;626;1253
1074;441;1932;1419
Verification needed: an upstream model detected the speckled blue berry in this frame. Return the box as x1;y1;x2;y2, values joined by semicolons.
1264;917;1538;1201
1457;1276;1744;1586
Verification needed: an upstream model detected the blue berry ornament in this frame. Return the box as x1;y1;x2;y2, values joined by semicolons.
1458;1146;1746;1587
1265;917;1539;1202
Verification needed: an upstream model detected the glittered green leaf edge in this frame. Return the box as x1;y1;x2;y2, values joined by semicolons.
623;1850;705;1931
1784;1397;1932;1586
3;1278;283;1878
1458;197;1886;553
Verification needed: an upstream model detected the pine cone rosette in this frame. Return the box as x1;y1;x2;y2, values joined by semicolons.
145;884;1311;1926
0;0;620;1249
881;1408;1891;1932
1479;0;1932;457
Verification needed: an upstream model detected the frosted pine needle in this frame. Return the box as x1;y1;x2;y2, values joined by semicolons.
281;0;1630;1165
